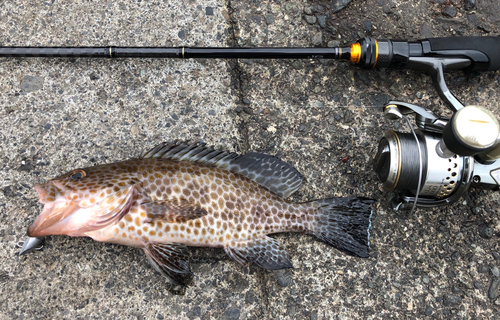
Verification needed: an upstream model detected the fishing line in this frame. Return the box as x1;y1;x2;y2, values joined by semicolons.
403;116;423;216
389;129;426;193
16;240;43;251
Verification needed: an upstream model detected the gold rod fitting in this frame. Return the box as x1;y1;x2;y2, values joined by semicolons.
350;43;361;64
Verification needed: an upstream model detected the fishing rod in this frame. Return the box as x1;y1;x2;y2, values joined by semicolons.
4;36;500;215
2;37;499;72
2;37;499;110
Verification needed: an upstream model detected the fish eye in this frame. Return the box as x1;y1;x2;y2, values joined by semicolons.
70;170;86;180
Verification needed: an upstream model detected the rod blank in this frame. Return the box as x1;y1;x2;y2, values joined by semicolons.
0;46;345;60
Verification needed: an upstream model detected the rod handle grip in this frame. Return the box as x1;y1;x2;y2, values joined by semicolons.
426;36;500;71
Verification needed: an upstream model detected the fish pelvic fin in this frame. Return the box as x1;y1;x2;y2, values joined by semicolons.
141;199;207;224
224;236;293;270
143;243;193;286
307;197;374;258
140;141;303;198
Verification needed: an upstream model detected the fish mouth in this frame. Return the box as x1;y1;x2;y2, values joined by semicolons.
27;182;79;237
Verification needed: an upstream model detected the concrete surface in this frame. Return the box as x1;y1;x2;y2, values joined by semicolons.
1;0;500;319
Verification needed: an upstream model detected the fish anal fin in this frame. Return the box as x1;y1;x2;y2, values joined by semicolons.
143;243;193;286
224;236;293;270
141;199;207;223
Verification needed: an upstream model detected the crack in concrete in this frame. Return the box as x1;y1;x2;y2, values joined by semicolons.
224;1;271;317
225;0;251;154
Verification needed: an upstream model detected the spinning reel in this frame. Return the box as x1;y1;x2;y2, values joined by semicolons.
372;44;500;211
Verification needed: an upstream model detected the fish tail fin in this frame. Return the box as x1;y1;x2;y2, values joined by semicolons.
306;197;374;258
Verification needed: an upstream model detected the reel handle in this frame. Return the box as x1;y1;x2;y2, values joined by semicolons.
439;106;500;157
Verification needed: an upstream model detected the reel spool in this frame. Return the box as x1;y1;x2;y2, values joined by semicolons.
374;130;463;199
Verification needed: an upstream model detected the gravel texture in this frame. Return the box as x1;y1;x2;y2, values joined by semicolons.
1;0;500;319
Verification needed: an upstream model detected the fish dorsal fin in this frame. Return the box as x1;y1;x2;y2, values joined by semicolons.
225;152;303;198
141;199;207;223
141;142;303;198
143;243;193;286
140;141;240;166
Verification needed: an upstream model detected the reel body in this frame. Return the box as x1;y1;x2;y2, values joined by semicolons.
374;101;500;210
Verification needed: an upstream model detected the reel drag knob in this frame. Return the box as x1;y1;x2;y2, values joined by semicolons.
437;106;500;158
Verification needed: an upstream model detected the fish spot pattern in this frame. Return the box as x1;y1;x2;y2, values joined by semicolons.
51;156;312;263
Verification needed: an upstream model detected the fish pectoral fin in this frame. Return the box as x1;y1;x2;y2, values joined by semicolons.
141;199;207;223
224;236;293;270
143;243;193;286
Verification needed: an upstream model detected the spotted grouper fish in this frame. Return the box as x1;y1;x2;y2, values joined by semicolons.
27;141;374;286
